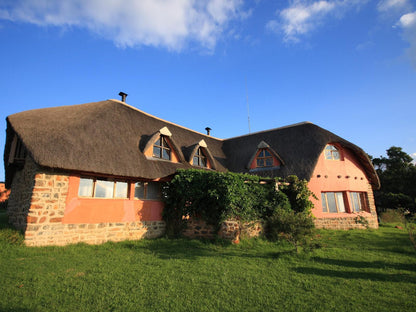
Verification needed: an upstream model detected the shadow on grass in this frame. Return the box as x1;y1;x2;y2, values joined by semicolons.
0;211;24;245
121;238;295;260
318;229;415;256
311;257;416;272
293;266;416;284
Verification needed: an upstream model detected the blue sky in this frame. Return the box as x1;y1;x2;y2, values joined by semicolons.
1;0;416;181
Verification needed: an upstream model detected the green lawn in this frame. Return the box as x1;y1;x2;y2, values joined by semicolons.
1;211;415;312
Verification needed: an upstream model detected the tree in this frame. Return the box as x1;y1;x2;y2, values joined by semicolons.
372;147;416;213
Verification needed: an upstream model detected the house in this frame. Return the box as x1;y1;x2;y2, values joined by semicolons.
0;182;10;203
4;98;379;246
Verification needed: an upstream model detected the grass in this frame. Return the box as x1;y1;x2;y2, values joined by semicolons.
0;210;415;312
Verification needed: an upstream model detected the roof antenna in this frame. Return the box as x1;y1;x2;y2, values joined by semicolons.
245;77;251;134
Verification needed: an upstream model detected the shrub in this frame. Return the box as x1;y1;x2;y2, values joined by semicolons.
265;208;315;252
162;169;290;237
279;176;316;214
163;169;317;245
380;209;405;224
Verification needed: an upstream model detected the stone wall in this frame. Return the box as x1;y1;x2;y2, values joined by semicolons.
314;213;378;230
183;218;263;241
26;221;166;247
7;158;166;246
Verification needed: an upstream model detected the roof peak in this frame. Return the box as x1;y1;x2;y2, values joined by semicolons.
107;99;223;141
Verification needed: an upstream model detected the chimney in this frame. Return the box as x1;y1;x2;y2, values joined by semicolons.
119;92;128;102
205;127;211;136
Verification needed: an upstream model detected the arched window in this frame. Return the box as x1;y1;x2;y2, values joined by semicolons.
256;149;274;167
193;147;207;167
153;136;171;160
324;144;340;160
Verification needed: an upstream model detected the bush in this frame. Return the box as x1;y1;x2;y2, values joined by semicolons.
265;208;315;252
380;209;405;224
279;176;316;214
163;169;317;245
163;169;290;237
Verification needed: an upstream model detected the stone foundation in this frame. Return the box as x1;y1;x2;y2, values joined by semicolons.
25;221;166;247
183;218;263;241
314;213;378;230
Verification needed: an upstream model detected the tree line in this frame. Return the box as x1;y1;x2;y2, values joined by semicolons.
370;146;416;214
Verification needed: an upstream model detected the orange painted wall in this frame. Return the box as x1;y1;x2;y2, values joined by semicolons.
63;176;164;224
308;146;372;218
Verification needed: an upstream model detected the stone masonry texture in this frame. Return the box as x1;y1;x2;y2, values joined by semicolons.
7;156;166;246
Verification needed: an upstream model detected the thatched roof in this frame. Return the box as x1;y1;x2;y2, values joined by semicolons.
223;123;380;188
4;99;379;189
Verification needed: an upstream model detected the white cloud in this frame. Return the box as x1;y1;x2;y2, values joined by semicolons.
267;1;367;43
398;11;416;27
377;0;411;12
412;153;416;165
0;0;245;51
397;11;416;68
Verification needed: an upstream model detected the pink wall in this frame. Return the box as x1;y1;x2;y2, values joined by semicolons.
308;145;372;218
63;176;164;224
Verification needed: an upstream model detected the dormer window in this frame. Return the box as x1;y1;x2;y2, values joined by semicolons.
256;149;273;167
324;144;340;160
193;147;207;168
153;136;171;160
248;141;284;171
143;126;183;163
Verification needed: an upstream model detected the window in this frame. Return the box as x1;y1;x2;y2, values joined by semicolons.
256;149;274;167
350;192;367;212
193;147;207;167
78;178;128;198
134;182;161;200
324;145;340;160
9;135;26;164
78;178;94;197
321;192;346;213
153;136;171;160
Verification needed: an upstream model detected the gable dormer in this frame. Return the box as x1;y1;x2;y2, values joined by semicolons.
188;139;216;169
143;126;184;163
247;141;284;170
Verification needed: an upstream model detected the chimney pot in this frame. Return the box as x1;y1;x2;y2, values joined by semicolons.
205;127;212;136
119;92;128;102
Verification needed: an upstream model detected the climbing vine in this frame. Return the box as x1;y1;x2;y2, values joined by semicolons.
162;169;315;238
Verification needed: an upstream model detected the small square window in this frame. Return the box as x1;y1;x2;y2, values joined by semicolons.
95;180;114;198
115;182;128;198
134;182;145;199
78;178;94;197
324;145;340;160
